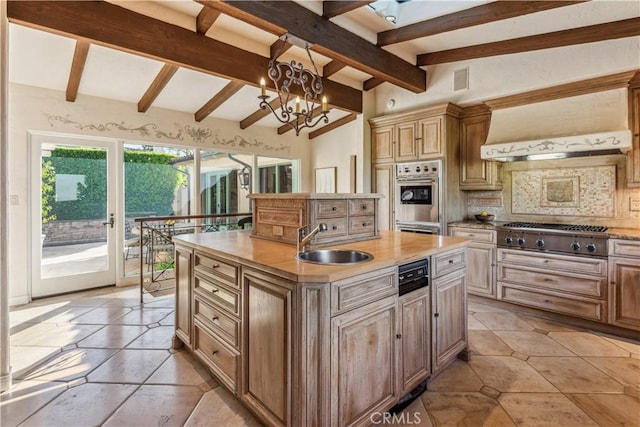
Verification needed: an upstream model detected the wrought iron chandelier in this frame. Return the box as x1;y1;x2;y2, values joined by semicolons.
258;34;329;136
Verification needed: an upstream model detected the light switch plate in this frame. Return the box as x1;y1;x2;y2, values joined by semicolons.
273;225;284;236
630;197;640;211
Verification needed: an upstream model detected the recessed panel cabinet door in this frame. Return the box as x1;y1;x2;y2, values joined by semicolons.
609;256;640;331
331;295;399;427
432;270;467;373
372;125;395;164
174;245;192;347
399;287;431;394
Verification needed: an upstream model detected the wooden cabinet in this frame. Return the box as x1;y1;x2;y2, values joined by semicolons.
627;73;640;187
497;249;608;322
174;244;192;348
431;248;468;373
331;295;399;427
398;286;430;395
449;227;496;297
459;105;503;190
608;239;640;331
241;268;296;427
370;103;462;164
373;163;394;231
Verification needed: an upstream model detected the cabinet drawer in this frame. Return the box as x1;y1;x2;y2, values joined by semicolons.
497;264;606;298
331;266;397;315
432;248;466;278
349;199;375;216
348;216;375;235
497;249;607;276
315;200;347;218
194;322;239;391
497;282;606;322
194;273;241;317
321;218;348;238
609;239;640;258
449;227;495;243
194;252;239;289
194;296;240;348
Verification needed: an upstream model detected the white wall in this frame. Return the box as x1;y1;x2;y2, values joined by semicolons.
8;83;311;304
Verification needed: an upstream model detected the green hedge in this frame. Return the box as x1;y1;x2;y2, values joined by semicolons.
46;147;181;220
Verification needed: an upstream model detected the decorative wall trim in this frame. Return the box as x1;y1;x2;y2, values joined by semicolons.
45;114;292;153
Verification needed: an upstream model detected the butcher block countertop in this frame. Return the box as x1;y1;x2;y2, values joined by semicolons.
173;229;468;283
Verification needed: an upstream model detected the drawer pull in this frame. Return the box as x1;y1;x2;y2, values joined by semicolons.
332;206;337;211
212;264;219;269
396;334;402;339
361;205;368;210
448;259;454;264
362;223;367;227
434;312;439;318
332;225;338;230
211;288;219;293
211;350;219;356
468;234;475;237
211;316;219;321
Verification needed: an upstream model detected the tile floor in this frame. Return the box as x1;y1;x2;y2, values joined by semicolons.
1;285;639;426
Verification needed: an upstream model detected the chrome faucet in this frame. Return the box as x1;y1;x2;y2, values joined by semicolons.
297;223;328;254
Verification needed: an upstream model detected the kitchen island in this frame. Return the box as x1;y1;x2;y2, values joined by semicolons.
172;229;468;427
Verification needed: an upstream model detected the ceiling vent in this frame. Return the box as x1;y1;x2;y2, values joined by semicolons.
453;68;469;91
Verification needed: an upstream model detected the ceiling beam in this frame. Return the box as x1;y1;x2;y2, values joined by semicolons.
138;63;179;113
363;77;385;91
7;0;362;113
309;113;357;139
322;1;372;19
418;17;640;66
240;98;281;129
66;40;89;102
378;1;586;46
196;7;220;35
322;60;346;78
277;106;325;135
195;81;245;122
270;38;292;59
198;1;427;93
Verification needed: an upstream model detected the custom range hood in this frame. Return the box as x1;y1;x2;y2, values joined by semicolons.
481;89;632;162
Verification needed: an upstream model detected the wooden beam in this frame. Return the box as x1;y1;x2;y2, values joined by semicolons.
378;1;585;46
323;1;372;19
138;63;178;113
323;60;346;78
277;106;325;134
65;40;89;102
484;69;640;110
418;17;640;66
309;113;357;139
363;77;385;91
198;1;426;93
240;98;281;129
270;38;292;59
196;7;220;35
195;81;245;122
7;0;362;113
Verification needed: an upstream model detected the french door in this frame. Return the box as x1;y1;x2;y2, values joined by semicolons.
31;134;118;298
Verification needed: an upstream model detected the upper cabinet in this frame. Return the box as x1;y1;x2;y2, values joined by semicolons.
628;72;640;188
370;103;462;164
459;105;503;191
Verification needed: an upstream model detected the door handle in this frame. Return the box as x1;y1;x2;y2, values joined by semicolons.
102;213;115;229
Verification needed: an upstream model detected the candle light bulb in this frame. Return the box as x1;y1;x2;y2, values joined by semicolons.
295;96;300;113
321;96;328;112
260;78;266;97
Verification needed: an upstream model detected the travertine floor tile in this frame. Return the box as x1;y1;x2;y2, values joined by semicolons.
599;334;640;356
549;332;631;357
185;386;261;427
100;297;143;308
15;323;104;348
468;330;513;356
9;346;61;378
515;315;577;332
568;393;640;426
498;393;597;427
469;356;559;393
427;360;483;392
103;385;203;427
87;349;169;384
527;356;625;393
583;357;640;391
18;383;136;427
9;303;72;324
467;301;510;313
396;397;434;427
10;323;60;346
421;391;515;426
18;306;95;324
77;324;147;348
125;325;174;349
70;307;133;325
0;380;67;427
111;307;174;325
20;348;118;382
473;312;535;331
467;314;488;330
146;351;214;386
493;331;575;357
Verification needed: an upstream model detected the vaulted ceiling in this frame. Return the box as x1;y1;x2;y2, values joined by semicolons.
7;0;640;138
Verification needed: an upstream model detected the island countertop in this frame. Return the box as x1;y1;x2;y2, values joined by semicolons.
173;229;468;283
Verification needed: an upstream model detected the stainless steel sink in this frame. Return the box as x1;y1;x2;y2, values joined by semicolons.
296;249;373;265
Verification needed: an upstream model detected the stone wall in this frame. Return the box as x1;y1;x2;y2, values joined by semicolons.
42;219;107;246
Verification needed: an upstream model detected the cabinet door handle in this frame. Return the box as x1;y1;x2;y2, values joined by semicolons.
396;334;402;339
212;264;219;269
211;350;219;356
434;313;439;318
211;288;219;293
212;316;219;321
332;206;337;211
362;223;367;227
468;234;475;237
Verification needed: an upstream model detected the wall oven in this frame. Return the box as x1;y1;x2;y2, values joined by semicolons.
395;160;442;234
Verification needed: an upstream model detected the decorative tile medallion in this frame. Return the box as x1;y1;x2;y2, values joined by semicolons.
541;177;579;207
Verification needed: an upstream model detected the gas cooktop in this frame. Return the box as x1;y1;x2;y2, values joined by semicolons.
499;222;608;234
